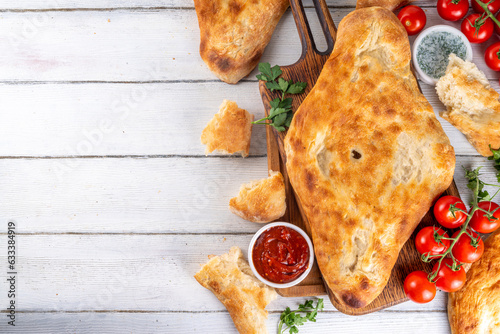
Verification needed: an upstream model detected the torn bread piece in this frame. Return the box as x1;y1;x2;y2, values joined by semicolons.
201;100;254;157
436;54;500;157
448;228;500;333
194;247;277;334
193;0;289;84
230;171;286;223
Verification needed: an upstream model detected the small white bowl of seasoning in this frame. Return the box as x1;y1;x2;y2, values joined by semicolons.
412;25;473;85
248;222;314;289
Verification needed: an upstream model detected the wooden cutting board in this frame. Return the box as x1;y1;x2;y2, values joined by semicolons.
260;0;461;315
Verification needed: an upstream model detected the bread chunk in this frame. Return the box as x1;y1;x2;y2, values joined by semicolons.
193;0;289;84
201;100;253;157
436;54;500;157
284;7;455;309
194;247;277;334
448;229;500;333
229;171;286;223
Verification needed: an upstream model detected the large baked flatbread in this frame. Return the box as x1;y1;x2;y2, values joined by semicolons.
284;7;455;309
193;0;289;84
448;229;500;333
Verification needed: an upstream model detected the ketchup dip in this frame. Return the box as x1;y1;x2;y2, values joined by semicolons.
252;225;310;284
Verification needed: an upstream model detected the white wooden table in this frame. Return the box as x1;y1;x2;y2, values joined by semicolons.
0;1;498;333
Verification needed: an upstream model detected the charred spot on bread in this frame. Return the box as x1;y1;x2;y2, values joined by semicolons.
342;292;365;309
351;150;362;159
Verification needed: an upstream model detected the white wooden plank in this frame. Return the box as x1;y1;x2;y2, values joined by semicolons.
0;9;499;82
0;233;448;312
0;81;494;157
0;0;438;10
0;311;451;334
0;155;497;233
0;82;269;157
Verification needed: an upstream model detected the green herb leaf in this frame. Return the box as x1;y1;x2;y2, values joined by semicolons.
488;146;500;182
257;62;272;81
270;98;281;109
278;77;289;92
266;81;281;92
270;65;282;81
272;112;288;127
269;107;287;119
279;98;293;110
278;299;323;334
287;81;307;94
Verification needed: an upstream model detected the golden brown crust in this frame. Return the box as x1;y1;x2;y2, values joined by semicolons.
284;7;455;309
229;170;286;223
448;229;500;333
436;54;500;157
356;0;412;11
201;100;254;157
194;247;277;334
193;0;289;84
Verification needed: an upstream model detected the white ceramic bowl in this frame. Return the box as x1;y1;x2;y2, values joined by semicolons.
248;222;314;289
412;25;473;85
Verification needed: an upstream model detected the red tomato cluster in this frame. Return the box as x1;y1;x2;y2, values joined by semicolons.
397;1;500;76
436;0;500;73
404;196;500;304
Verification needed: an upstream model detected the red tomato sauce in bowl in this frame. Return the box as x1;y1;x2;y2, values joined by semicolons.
252;225;310;284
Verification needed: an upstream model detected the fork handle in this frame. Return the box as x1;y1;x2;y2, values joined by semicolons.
289;0;336;57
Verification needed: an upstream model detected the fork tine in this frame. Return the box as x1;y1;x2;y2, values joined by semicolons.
289;0;316;57
312;0;336;54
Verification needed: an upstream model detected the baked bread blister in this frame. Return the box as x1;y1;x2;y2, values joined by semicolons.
284;7;455;309
448;229;500;333
194;247;277;334
229;170;286;223
193;0;289;84
201;100;253;157
436;54;500;157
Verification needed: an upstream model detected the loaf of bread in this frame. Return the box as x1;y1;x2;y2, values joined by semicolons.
193;0;289;84
436;54;500;157
201;100;253;157
448;229;500;333
356;0;411;11
229;170;286;223
194;247;277;334
284;7;455;309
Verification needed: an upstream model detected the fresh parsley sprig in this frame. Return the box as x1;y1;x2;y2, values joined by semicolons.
253;62;307;132
278;299;324;334
488;145;500;183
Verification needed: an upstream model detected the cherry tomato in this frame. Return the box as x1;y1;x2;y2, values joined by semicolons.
398;5;427;36
415;226;450;256
404;271;436;303
437;0;469;21
432;258;466;292
495;11;500;34
485;42;500;70
469;201;500;233
461;14;494;43
433;196;467;229
472;0;500;14
451;230;484;263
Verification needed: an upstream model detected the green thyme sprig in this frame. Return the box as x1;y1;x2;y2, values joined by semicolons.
253;63;307;132
278;299;324;334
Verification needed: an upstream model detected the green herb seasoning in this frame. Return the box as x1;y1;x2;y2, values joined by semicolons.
416;31;467;80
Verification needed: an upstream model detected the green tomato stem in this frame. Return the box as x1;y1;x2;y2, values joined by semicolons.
475;0;500;29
